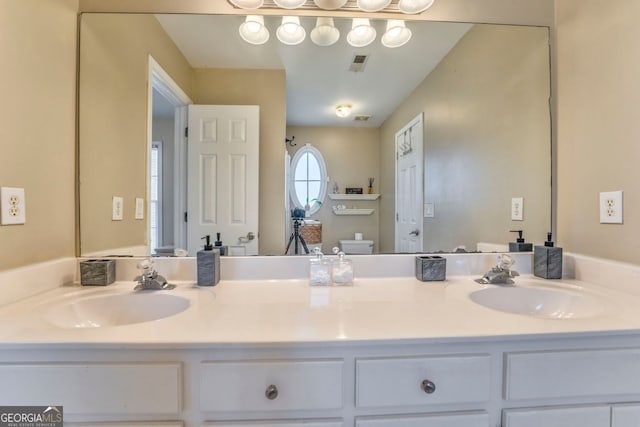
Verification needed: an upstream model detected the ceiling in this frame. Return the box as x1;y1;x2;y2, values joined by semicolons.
155;14;471;127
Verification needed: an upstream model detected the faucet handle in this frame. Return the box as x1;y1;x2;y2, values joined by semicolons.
497;253;516;270
136;259;158;279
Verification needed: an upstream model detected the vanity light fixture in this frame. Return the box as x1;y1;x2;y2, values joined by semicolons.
347;18;377;47
277;16;306;45
381;19;412;48
310;17;340;46
335;104;352;118
229;0;264;8
398;0;435;14
274;0;307;8
239;15;270;45
357;0;392;12
313;0;348;9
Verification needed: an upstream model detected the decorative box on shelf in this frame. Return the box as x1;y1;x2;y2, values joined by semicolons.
328;194;380;201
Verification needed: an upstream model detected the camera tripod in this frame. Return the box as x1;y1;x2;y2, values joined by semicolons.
285;217;310;255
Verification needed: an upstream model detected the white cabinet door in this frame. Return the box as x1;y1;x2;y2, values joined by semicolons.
612;404;640;427
503;406;610;427
356;412;489;427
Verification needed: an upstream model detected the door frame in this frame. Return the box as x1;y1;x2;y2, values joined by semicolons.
147;55;192;252
394;112;424;252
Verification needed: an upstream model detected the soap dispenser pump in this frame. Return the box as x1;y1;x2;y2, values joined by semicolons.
534;232;563;279
214;232;228;256
197;235;220;286
508;230;533;252
332;247;354;286
309;247;332;286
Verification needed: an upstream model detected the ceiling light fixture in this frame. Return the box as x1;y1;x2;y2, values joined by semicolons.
273;0;306;9
277;16;306;45
335;104;352;118
310;17;340;46
347;18;376;47
398;0;435;14
239;15;270;45
356;0;392;12
381;20;412;48
229;0;264;8
313;0;348;9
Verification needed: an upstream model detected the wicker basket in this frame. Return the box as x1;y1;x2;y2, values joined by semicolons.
300;223;322;244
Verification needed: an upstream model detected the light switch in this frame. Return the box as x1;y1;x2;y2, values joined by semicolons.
511;197;524;221
424;203;435;218
112;196;123;221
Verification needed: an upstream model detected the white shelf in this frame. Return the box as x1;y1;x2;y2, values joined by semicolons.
328;194;380;201
332;208;375;216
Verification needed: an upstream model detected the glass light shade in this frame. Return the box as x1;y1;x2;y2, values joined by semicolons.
273;0;306;8
313;0;348;9
239;15;270;45
229;0;264;9
335;104;352;118
277;16;306;45
381;20;412;48
356;0;391;12
347;18;376;47
310;17;340;46
398;0;435;14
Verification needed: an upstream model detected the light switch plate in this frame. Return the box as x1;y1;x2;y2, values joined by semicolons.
1;187;26;225
511;197;524;221
135;197;144;220
424;203;435;218
600;191;623;224
112;196;124;221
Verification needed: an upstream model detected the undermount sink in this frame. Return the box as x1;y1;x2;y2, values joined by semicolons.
469;283;604;319
44;292;190;328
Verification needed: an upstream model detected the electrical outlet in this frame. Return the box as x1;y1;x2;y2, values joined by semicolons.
135;197;144;220
511;197;524;221
600;191;623;224
1;187;26;225
112;196;124;221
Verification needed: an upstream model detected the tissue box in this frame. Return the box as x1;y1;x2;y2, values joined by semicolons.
80;259;116;286
415;256;446;282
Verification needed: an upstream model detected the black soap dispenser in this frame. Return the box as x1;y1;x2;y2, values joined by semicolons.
508;230;533;252
197;235;220;286
214;232;228;256
534;232;563;279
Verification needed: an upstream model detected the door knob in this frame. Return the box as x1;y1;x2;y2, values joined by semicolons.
409;229;420;237
238;232;256;243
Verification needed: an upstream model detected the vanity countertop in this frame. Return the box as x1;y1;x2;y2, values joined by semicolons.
0;275;639;348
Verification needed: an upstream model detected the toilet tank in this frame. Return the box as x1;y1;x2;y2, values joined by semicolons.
339;240;374;254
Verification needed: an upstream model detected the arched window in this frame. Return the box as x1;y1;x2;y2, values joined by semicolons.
290;144;327;216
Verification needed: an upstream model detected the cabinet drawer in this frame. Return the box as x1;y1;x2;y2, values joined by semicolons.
502;406;610;427
67;423;183;427
0;363;181;416
356;354;491;408
204;421;343;427
505;348;640;400
612;404;640;427
200;359;343;412
356;412;489;427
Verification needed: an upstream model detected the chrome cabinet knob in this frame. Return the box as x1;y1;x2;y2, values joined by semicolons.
421;379;436;394
265;384;278;400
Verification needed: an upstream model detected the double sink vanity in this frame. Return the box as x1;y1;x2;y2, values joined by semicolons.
1;253;640;427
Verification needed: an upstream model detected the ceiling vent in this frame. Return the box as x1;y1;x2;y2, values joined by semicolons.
349;54;369;72
354;115;372;122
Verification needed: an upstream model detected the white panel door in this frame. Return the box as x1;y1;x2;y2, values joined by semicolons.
188;105;259;255
395;114;423;253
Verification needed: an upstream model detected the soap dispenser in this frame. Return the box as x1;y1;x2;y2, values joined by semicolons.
309;247;332;286
214;232;228;256
508;230;533;252
534;232;563;279
197;235;220;286
332;247;354;286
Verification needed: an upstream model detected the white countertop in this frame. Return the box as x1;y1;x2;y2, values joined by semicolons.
1;275;639;348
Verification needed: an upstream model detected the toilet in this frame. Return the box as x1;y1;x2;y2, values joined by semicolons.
339;239;374;254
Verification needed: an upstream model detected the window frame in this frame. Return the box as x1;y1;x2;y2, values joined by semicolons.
289;144;327;216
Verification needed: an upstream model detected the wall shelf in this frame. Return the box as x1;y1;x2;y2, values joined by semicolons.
332;208;375;216
328;194;380;201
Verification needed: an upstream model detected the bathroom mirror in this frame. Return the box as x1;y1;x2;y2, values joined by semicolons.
78;13;551;256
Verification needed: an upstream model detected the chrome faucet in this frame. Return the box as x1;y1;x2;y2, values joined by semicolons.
475;254;520;285
133;259;176;291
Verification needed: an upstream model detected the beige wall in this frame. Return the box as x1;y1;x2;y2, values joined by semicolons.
380;25;551;252
79;14;193;254
0;0;78;270
193;69;286;255
286;126;380;252
556;0;640;264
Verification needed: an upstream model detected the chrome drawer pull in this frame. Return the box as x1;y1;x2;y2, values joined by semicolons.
265;384;279;400
421;379;436;394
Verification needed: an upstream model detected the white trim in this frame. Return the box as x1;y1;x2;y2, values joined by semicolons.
151;141;163;250
289;144;328;216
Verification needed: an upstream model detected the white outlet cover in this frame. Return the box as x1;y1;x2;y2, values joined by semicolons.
112;196;124;221
600;190;623;224
1;187;26;225
424;202;435;218
135;197;144;220
511;197;524;221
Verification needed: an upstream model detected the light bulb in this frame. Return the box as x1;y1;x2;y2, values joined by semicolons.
310;17;340;46
229;0;264;9
357;0;391;12
239;15;270;45
381;20;412;48
273;0;306;8
335;104;352;118
313;0;348;9
398;0;435;14
277;16;306;45
347;18;376;47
